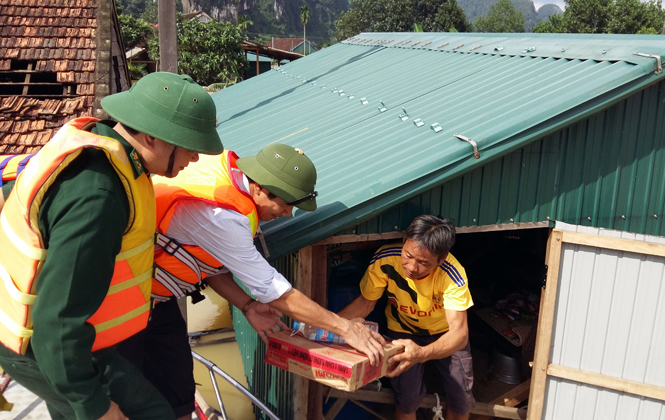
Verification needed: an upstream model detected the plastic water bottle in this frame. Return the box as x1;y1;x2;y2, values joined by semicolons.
292;320;379;344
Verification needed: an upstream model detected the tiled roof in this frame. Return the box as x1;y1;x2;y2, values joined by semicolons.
0;0;125;154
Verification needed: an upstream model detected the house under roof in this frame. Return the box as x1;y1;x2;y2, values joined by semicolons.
0;0;130;154
266;37;318;54
214;32;665;420
211;32;665;260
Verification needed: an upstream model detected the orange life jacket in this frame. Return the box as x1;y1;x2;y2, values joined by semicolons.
0;117;155;354
151;150;259;302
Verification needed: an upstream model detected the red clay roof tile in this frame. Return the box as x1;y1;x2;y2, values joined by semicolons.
1;0;112;152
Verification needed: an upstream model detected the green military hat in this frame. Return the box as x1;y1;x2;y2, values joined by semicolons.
101;72;223;155
237;144;318;211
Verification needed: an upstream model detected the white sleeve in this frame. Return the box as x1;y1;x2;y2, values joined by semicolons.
165;200;292;303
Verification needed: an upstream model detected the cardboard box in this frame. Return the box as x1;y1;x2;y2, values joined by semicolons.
265;330;403;391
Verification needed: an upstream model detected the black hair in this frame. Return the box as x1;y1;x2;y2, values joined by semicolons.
245;177;277;199
405;215;456;259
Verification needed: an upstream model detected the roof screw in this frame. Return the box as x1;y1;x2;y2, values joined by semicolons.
587;216;592;221
547;216;550;220
602;50;607;54
472;218;477;223
561;48;565;52
621;215;626;219
378;101;387;112
399;107;409;121
655;214;658;218
510;218;514;222
352;229;356;234
394;226;399;230
360;97;369;105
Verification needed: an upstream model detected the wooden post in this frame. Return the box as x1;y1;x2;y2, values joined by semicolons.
158;0;177;73
527;230;563;420
256;47;260;76
293;245;328;420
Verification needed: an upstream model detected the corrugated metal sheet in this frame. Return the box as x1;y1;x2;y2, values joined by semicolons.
233;254;298;420
543;223;665;420
347;78;665;236
211;33;665;260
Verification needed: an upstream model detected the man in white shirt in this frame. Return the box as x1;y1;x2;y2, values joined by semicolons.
119;144;386;420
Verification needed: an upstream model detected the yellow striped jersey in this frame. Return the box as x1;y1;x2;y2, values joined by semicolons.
359;243;473;335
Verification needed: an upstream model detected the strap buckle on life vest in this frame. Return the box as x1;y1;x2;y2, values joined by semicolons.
159;234;182;256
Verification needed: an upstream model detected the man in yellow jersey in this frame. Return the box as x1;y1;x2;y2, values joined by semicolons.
0;72;222;420
339;215;474;420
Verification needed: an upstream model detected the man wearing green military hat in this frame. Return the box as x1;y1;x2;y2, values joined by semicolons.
118;143;387;420
0;72;222;420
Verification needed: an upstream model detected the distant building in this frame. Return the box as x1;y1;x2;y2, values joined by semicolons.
182;10;214;23
266;38;318;55
0;0;130;154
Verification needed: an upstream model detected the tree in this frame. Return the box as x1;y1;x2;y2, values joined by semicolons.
140;0;158;24
532;0;664;34
335;0;468;41
474;0;525;32
149;16;249;87
300;5;310;55
118;13;154;50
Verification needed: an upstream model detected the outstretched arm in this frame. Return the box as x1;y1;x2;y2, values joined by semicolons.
337;295;377;320
268;288;386;366
206;273;288;344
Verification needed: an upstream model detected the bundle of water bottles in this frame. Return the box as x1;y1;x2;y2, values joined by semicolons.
292;320;379;344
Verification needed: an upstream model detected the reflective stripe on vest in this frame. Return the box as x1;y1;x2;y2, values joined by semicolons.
0;154;34;187
151;150;258;300
0;117;156;355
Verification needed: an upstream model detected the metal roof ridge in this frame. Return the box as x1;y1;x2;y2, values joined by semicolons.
342;32;665;70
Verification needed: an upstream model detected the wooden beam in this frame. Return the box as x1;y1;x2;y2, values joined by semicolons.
560;230;665;258
294;245;328;420
314;232;403;245
313;222;551;246
21;63;32;96
476;380;531;420
326;389;526;419
456;222;550;234
323;397;348;420
527;229;562;420
547;364;665;402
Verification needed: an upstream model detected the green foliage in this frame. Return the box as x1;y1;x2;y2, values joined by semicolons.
141;0;158;24
534;0;664;34
335;0;468;41
127;62;148;80
119;0;346;45
117;0;182;18
148;16;249;86
300;5;310;26
473;0;525;32
204;81;238;92
459;0;539;30
608;0;664;34
118;13;154;50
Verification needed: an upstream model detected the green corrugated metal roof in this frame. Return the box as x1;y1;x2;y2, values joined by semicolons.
211;32;665;260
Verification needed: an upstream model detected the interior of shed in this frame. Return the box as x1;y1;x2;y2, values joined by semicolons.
323;226;551;419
